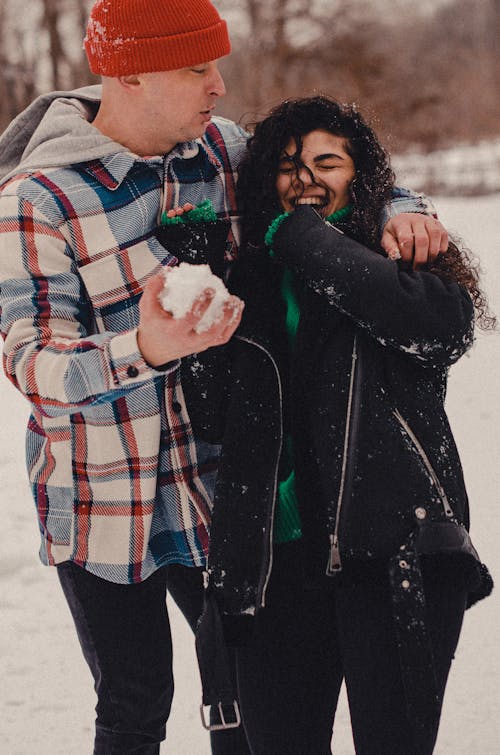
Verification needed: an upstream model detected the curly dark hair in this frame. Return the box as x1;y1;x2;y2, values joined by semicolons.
237;95;495;330
237;96;394;251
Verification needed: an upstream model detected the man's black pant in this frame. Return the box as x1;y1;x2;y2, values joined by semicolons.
57;561;251;754
233;542;467;755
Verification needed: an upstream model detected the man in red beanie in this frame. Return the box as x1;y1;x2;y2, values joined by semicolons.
0;1;449;752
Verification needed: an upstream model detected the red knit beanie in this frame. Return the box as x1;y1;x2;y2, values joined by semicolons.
83;0;231;76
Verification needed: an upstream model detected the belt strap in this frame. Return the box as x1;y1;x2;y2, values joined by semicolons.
195;591;241;731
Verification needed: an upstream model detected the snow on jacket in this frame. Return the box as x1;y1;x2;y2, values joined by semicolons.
0;86;248;582
206;206;488;617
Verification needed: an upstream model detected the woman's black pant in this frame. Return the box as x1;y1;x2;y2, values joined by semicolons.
232;542;467;755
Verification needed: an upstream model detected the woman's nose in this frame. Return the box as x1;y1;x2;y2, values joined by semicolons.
294;164;315;186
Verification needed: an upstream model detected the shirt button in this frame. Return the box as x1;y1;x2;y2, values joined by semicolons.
172;400;182;414
127;365;139;378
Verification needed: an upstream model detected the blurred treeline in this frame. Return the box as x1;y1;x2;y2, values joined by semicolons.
0;0;499;153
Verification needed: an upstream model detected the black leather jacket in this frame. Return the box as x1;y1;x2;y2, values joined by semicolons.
206;206;488;617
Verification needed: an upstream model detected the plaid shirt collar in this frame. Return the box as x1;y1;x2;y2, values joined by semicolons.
82;136;222;191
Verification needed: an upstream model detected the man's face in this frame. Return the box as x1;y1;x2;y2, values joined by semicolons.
136;61;226;154
276;129;355;217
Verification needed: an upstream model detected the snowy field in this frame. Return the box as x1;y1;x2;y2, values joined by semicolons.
393;139;500;196
1;194;499;754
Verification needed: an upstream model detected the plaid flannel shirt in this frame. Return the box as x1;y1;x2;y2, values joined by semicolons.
0;113;248;583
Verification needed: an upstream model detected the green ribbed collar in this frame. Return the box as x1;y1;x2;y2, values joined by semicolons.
265;204;353;253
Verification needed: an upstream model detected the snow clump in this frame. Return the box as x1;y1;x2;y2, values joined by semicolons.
158;263;230;333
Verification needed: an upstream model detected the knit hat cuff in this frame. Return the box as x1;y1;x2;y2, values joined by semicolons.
84;19;230;76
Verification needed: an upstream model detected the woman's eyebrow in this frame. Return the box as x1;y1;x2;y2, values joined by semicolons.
278;151;345;163
313;152;345;162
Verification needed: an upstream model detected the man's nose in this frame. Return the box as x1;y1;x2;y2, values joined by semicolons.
208;66;226;97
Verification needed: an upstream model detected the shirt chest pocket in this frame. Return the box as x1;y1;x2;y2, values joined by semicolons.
78;237;171;333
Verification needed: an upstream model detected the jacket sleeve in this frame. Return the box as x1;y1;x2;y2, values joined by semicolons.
272;205;474;366
0;193;176;418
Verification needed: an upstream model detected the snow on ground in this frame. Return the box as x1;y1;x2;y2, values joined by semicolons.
1;194;499;754
393;140;500;196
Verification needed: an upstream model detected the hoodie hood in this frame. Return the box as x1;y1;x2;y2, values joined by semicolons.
0;85;129;184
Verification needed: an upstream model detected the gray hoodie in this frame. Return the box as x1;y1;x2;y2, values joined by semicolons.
0;85;128;183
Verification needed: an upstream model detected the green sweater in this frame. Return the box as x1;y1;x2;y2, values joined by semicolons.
267;206;353;543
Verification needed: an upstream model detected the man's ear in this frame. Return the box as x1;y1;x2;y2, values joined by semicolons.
118;74;141;89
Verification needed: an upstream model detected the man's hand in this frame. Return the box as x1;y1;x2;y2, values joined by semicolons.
381;213;449;268
137;271;244;367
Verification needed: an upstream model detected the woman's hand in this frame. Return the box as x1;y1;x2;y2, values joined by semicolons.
381;213;449;267
164;202;195;219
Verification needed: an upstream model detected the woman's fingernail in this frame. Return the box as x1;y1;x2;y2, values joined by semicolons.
388;249;402;261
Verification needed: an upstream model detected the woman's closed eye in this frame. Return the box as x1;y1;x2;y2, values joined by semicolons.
278;160;296;174
316;162;340;171
278;160;341;175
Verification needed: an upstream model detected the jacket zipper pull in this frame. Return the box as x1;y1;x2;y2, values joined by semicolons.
326;534;342;575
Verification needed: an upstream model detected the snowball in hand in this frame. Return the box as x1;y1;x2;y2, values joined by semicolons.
158;263;231;333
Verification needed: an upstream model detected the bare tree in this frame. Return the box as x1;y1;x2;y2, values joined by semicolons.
40;0;95;90
0;0;499;154
217;0;361;123
68;0;98;88
218;0;500;152
41;0;67;89
0;0;39;130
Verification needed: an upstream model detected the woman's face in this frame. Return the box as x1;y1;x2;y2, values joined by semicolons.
276;129;355;217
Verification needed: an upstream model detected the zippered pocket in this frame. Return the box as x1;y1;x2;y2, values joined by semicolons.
393;408;454;519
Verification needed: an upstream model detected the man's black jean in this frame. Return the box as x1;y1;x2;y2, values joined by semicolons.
57;562;174;754
57;561;250;754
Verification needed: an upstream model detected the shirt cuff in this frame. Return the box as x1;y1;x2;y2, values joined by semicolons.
380;189;437;229
107;328;180;387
